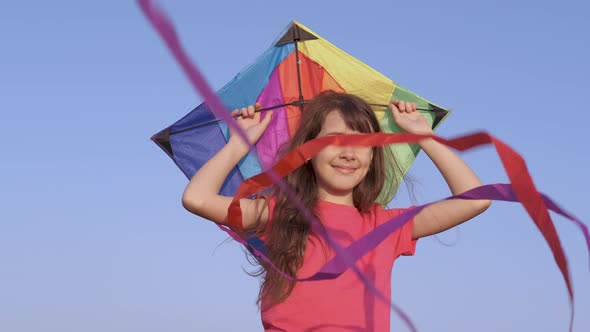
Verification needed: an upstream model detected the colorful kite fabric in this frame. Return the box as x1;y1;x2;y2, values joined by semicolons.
139;1;589;330
151;20;450;206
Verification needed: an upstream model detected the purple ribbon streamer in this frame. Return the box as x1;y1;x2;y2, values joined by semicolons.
137;1;419;330
306;183;589;280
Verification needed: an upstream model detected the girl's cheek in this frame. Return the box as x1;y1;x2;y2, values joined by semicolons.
357;148;373;160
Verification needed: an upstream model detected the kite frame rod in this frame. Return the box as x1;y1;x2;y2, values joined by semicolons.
168;101;433;136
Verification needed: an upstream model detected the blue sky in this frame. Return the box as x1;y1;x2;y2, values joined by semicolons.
1;0;589;331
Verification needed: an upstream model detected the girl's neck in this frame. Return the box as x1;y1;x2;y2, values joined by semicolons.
316;190;354;206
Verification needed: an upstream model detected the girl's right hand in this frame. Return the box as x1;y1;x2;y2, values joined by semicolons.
228;103;273;152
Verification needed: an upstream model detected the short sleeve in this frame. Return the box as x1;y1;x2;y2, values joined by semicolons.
382;207;418;258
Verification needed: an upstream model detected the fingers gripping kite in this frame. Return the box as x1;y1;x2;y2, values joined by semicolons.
138;1;589;330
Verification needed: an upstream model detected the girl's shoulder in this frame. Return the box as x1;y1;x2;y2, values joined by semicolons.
375;204;415;225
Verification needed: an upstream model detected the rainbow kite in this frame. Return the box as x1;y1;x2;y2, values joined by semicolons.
151;20;449;205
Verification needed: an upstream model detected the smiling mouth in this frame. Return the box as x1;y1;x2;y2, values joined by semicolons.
332;165;357;174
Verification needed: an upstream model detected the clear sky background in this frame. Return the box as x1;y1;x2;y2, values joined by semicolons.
1;0;589;331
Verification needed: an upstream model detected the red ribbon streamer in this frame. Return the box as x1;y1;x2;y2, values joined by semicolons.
227;132;576;330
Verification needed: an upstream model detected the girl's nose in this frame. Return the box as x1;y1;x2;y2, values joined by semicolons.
339;149;356;160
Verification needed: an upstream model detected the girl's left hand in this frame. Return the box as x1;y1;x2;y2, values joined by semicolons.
389;99;433;135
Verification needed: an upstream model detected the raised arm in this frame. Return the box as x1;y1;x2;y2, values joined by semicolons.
182;105;272;231
389;100;491;240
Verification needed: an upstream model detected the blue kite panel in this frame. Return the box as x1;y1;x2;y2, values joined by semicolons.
170;103;244;196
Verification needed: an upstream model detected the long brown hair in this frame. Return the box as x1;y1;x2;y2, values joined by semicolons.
250;91;401;306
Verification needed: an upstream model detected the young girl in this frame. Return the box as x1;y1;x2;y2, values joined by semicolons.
182;91;491;331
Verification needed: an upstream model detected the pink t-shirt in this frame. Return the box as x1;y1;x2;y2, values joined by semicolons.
261;199;417;332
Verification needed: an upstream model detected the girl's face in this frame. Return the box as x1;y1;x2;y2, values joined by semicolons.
311;110;374;205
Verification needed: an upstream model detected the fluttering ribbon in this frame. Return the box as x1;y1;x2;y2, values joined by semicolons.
226;132;589;331
135;3;407;325
137;1;588;330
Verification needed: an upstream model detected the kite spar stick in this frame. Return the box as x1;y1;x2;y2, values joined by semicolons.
169;100;433;135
